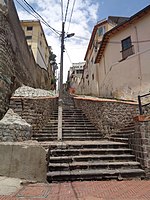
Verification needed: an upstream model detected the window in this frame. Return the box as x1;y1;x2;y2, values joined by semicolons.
25;35;32;40
121;36;134;59
40;41;42;46
92;74;94;80
27;26;33;31
76;70;83;74
98;26;105;36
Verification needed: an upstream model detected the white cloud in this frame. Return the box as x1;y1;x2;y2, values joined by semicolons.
15;0;99;82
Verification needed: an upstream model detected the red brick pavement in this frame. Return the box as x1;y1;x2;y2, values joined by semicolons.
0;180;150;200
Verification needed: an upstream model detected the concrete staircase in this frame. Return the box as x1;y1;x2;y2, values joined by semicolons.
33;92;145;182
109;122;135;143
32;97;103;142
47;140;145;182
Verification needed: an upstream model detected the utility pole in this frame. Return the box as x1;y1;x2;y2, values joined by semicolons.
57;22;65;141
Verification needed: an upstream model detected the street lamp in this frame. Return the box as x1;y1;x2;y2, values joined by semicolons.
57;22;74;141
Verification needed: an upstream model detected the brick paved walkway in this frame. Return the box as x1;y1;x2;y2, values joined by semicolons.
0;180;150;200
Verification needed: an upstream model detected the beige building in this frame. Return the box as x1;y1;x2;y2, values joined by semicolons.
95;5;150;100
21;20;50;71
67;62;85;93
78;5;150;100
78;16;129;96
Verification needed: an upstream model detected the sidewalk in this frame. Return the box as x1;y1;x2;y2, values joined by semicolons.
0;177;150;200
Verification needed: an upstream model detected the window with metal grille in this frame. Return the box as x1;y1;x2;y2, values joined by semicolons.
121;36;134;59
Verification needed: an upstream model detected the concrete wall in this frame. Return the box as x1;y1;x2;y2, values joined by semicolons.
74;96;138;137
97;12;150;100
0;142;47;182
0;1;51;119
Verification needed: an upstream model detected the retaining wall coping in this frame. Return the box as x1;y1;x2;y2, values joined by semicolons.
74;96;138;105
134;115;150;122
11;96;58;100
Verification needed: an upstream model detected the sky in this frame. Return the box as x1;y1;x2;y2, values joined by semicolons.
14;0;150;82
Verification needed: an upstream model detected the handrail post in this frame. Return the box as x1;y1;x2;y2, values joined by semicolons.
138;95;143;115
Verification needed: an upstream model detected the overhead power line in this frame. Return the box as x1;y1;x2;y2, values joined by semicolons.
64;0;70;22
65;47;72;64
67;0;76;33
21;0;60;35
16;0;40;20
17;0;60;36
60;0;64;22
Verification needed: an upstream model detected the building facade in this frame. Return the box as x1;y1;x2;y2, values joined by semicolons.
21;20;50;71
67;62;85;93
95;5;150;100
79;16;129;96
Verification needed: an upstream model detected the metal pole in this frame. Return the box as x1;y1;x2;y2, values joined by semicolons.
138;95;143;115
58;22;65;141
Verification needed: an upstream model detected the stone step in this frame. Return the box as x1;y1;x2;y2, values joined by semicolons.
40;126;98;130
116;130;135;134
49;154;135;163
49;141;129;150
47;168;145;182
36;130;101;135
109;137;129;143
33;133;102;137
49;161;141;171
62;133;102;137
51;148;132;156
32;136;57;141
120;126;135;131
63;136;103;141
110;134;131;138
63;127;98;130
62;120;91;122
62;130;100;133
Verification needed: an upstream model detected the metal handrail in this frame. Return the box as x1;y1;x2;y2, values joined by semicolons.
138;92;150;115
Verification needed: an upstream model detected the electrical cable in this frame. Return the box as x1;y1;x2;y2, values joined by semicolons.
64;0;70;22
67;0;76;33
60;0;64;22
15;0;40;20
65;48;72;64
20;0;60;35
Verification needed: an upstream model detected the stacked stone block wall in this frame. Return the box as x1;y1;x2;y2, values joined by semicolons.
129;121;150;178
0;1;51;119
10;97;58;134
74;97;138;136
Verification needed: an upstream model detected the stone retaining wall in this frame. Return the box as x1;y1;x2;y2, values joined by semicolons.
74;96;138;137
0;1;52;119
10;97;58;134
129;119;150;178
0;109;32;142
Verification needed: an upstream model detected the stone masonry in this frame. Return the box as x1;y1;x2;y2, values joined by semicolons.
129;120;150;178
0;109;31;142
10;86;58;135
74;96;138;137
0;1;52;119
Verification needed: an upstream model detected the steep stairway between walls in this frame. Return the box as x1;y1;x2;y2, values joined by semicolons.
32;92;145;182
